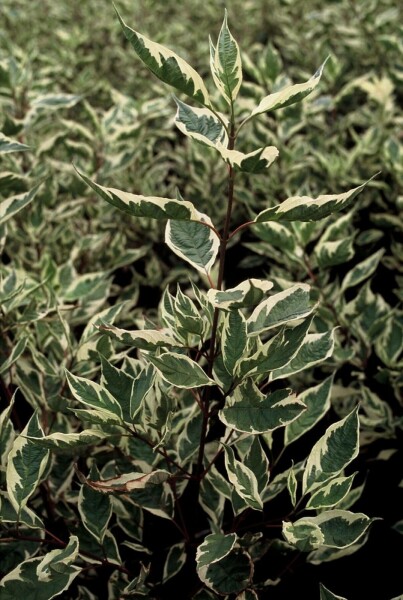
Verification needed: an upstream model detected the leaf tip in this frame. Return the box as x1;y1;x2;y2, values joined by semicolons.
72;163;87;183
314;56;331;79
113;2;127;31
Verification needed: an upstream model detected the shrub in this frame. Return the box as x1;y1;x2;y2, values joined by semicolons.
0;5;401;600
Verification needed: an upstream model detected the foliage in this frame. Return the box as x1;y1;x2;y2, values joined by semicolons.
0;1;402;599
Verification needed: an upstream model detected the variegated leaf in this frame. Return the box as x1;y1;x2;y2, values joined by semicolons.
231;437;270;517
216;144;279;173
269;329;335;381
26;430;105;452
196;533;237;569
98;323;179;351
31;93;82;110
0;394;15;466
303;407;360;493
70;408;123;428
61;271;108;303
0;536;80;599
223;444;263;510
174;97;228;147
315;236;355;268
112;496;143;543
262;461;304;504
77;469;170;493
239;316;312;378
174;287;205;338
243;436;270;496
342;281;388;346
148;352;214;388
198;549;253;595
287;464;298;507
165;212;219;274
0;133;30;153
284;510;376;552
115;8;211;106
220;380;305;434
137;378;174;434
285;374;333;445
0;493;44;529
100;354;134;423
0;183;42;226
307;533;369;564
153;409;175;451
207;279;273;310
121;562;150;595
0;172;27;192
319;211;353;242
282;519;324;552
252;221;297;253
122;541;151;555
77;169;198;220
6;412;49;514
163;542;187;583
320;583;348;600
230;487;250;517
337;480;366;511
79;303;125;345
66;371;123;418
247;283;312;336
249;59;328;118
191;281;215;326
131;363;156;421
375;315;403;367
36;534;80;582
221;310;247;375
341;248;384;292
200;468;226;527
0;269;24;305
175;405;204;463
213;352;236;392
78;464;112;543
24;94;82;127
210;10;242;104
204;464;232;501
96;529;122;565
160;287;179;331
0;336;28;375
306;473;357;510
255;177;375;223
126;481;175;520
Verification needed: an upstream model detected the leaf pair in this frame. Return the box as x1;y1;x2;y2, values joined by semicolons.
116;6;327;121
114;5;329;176
116;7;241;108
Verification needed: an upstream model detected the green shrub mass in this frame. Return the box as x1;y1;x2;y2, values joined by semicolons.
0;1;402;599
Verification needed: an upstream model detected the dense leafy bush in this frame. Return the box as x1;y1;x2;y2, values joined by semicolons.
0;2;402;599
